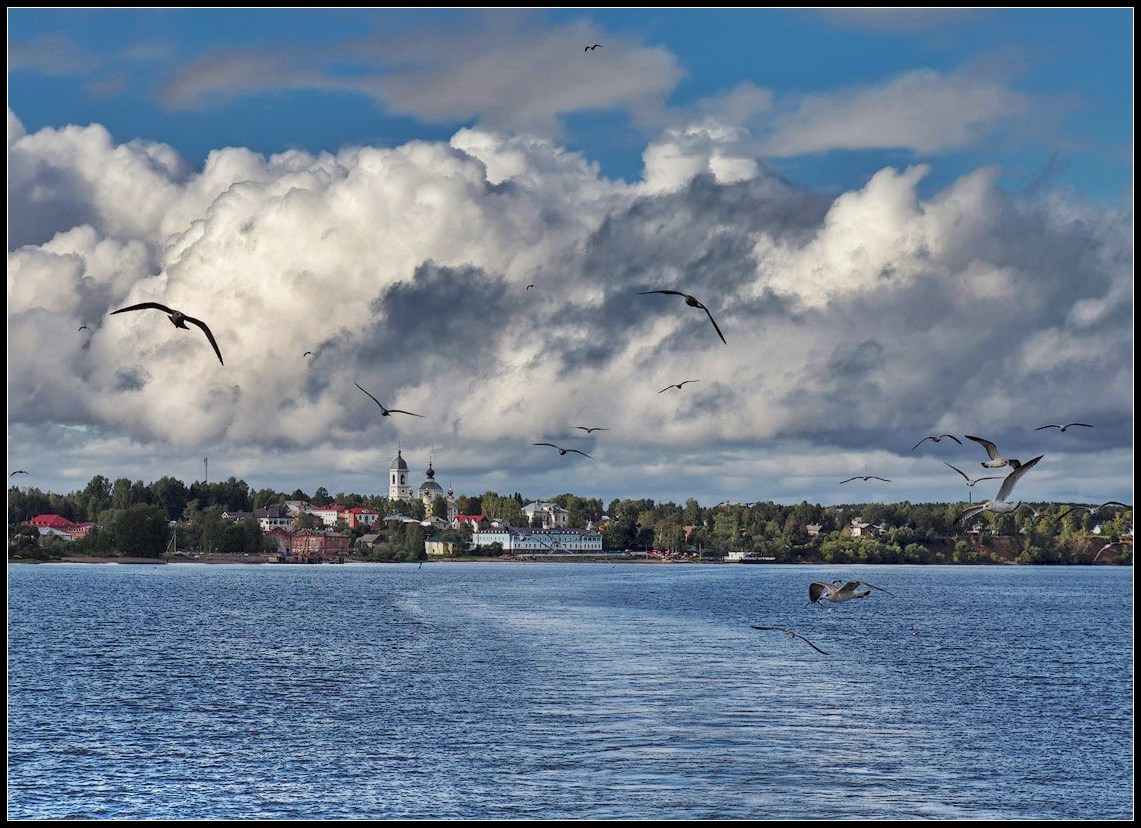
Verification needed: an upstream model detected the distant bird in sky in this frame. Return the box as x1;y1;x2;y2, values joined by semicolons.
839;475;891;484
912;434;962;450
585;43;601;51
659;380;700;393
525;284;536;290
533;443;592;458
955;454;1044;524
943;461;1004;487
575;426;609;433
638;289;727;345
303;351;313;357
109;301;224;365
808;579;893;605
1093;541;1130;562
750;626;828;655
964;435;1023;469
1035;422;1093;432
355;383;424;418
10;470;29;476
78;325;89;331
1057;501;1130;520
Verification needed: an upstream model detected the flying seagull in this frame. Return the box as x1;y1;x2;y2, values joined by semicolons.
750;626;828;655
1057;501;1130;520
659;380;700;393
1035;422;1093;432
10;470;29;476
912;434;963;450
525;284;536;290
355;383;424;418
109;302;224;365
575;426;609;433
585;43;602;51
955;454;1044;524
943;461;1004;487
533;443;592;458
964;435;1023;469
78;325;90;332
808;579;893;605
638;289;727;345
839;475;891;484
1090;545;1127;563
303;351;313;357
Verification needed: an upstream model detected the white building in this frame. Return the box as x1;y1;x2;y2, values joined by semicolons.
522;501;569;529
471;526;603;554
389;450;413;502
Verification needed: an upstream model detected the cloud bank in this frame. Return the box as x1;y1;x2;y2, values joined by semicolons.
6;109;1133;506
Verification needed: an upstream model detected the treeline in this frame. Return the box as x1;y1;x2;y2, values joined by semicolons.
6;475;1134;565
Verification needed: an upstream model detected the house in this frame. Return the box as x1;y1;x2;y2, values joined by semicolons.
25;514;95;541
806;523;823;537
522;501;569;529
286;529;350;563
425;535;463;556
221;510;254;523
254;506;296;531
845;518;883;538
307;505;345;528
452;514;489;531
341;506;380;529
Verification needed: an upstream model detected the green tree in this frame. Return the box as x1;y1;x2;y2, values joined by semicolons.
110;504;169;557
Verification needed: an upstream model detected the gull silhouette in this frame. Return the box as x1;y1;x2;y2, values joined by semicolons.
585;43;602;51
638;290;727;344
808;579;893;605
839;475;891;484
533;443;592;459
355;383;424;418
1093;542;1130;563
1035;422;1093;432
110;302;224;365
912;434;963;451
750;626;828;655
1057;501;1130;520
955;455;1044;524
943;461;1004;487
10;470;29;476
526;284;536;290
78;325;90;332
965;435;1023;469
575;426;609;433
303;351;313;357
659;380;700;393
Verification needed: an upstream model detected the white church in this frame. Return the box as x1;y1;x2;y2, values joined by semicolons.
388;450;458;523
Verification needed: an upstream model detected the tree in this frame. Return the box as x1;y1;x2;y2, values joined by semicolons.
151;476;191;522
110;504;169;557
431;494;448;519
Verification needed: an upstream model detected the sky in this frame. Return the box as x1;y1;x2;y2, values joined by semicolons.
6;8;1135;511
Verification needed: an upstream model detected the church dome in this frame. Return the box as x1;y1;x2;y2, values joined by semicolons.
391;450;408;471
419;461;444;494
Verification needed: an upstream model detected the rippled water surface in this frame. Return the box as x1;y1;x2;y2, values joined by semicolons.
7;562;1134;819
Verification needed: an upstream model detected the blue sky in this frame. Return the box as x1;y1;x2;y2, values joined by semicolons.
6;8;1134;509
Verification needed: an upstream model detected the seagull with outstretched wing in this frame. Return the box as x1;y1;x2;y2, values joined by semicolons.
751;626;828;655
533;443;592;459
1035;422;1093;432
638;289;727;345
355;383;424;418
110;302;224;365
